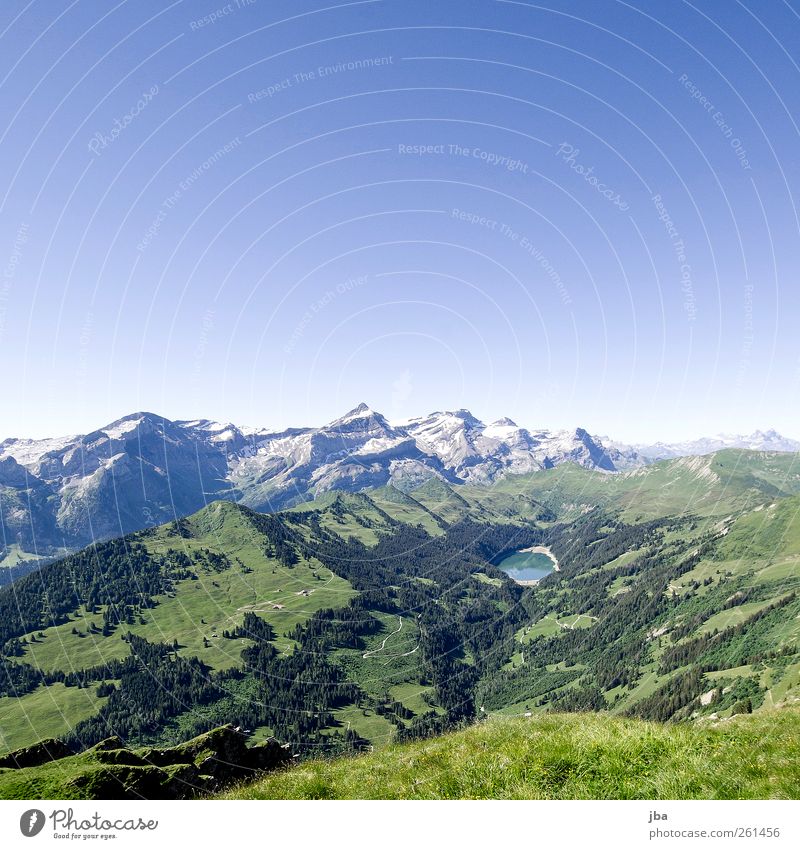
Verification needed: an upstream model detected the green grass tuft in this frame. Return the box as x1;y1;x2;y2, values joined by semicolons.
223;708;800;800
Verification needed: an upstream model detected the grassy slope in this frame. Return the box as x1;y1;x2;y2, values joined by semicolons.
225;707;800;800
661;495;800;649
0;544;63;567
498;490;800;719
0;496;445;754
10;502;356;674
2;452;799;756
489;450;800;521
0;685;108;754
0;725;289;801
0;501;357;754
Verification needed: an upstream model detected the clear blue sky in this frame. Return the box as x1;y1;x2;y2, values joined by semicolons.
1;0;799;441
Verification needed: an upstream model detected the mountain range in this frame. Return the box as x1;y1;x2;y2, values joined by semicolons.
0;403;796;563
2;445;800;775
609;429;800;460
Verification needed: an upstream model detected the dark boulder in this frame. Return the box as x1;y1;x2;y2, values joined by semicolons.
0;726;293;800
0;738;74;769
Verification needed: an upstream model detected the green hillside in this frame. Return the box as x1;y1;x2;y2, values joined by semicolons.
225;708;800;800
1;449;798;792
0;494;539;757
494;450;800;521
6;501;357;679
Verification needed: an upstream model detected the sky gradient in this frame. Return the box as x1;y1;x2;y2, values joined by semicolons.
1;0;799;442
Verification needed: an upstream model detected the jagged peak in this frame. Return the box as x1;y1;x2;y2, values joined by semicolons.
95;411;171;441
106;411;165;425
349;402;373;415
325;403;392;430
331;401;372;419
410;409;485;429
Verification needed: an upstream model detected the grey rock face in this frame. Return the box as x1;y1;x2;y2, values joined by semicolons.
0;404;689;559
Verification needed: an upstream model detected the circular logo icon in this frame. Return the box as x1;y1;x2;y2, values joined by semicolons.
19;809;46;837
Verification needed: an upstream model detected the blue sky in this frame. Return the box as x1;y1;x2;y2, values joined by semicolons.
1;0;799;441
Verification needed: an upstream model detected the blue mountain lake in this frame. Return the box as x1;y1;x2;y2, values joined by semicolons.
498;548;556;583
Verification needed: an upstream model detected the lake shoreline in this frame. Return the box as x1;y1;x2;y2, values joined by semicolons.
517;545;560;572
497;545;560;587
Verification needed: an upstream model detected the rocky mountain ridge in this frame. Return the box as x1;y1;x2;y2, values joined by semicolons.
1;404;796;561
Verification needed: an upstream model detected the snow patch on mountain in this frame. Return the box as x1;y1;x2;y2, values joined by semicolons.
101;416;145;440
2;406;797;561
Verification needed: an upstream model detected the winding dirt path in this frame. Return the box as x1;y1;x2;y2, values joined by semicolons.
362;616;420;661
362;616;404;658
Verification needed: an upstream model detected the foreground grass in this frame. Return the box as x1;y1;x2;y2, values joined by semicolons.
224;708;800;800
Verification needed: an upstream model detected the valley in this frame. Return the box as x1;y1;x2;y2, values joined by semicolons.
0;445;799;799
4;404;798;570
0;405;637;566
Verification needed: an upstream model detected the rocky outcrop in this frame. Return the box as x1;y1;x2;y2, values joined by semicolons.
0;737;74;769
0;725;293;800
0;405;646;563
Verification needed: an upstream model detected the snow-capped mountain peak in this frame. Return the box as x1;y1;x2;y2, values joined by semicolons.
100;414;147;440
2;406;797;563
326;402;382;424
323;403;400;439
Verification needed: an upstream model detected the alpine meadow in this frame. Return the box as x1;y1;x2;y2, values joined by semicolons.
1;1;800;835
0;406;799;799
